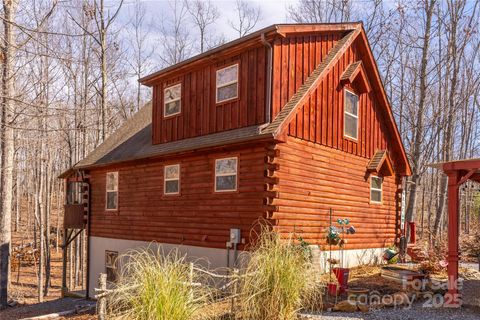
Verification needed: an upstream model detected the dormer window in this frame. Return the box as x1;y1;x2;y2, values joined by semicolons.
216;64;238;103
344;89;359;140
164;83;181;117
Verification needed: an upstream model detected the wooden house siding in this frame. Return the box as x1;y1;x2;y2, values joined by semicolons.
278;37;393;163
152;46;267;145
271;34;340;121
88;145;269;249
271;137;400;250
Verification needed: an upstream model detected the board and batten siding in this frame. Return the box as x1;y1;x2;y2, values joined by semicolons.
271;34;340;120
272;35;398;166
151;46;267;145
271;137;400;250
88;145;269;249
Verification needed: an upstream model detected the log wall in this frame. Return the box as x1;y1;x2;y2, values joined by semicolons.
88;145;270;249
271;137;400;250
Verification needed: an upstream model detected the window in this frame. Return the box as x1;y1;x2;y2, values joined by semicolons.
215;157;238;192
164;164;180;195
105;251;118;283
164;83;181;117
344;90;359;140
67;181;82;205
370;176;383;203
216;64;238;103
106;172;118;210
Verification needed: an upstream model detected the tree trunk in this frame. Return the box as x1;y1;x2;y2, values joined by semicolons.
0;0;18;309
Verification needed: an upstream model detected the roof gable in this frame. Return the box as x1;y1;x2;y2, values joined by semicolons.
263;25;411;176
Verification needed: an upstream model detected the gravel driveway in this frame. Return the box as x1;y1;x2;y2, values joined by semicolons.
301;302;480;320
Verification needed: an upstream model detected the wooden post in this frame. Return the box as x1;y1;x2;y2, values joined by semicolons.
230;268;239;315
98;273;107;320
61;229;68;297
445;170;461;307
189;262;194;302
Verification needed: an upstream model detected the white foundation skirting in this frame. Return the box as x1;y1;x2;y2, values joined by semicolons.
88;236;386;297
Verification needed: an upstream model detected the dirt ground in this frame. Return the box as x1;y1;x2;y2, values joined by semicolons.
0;210;90;319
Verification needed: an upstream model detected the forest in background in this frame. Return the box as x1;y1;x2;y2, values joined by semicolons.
0;0;479;308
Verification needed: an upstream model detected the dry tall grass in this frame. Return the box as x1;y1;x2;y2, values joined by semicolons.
106;246;211;320
238;230;317;320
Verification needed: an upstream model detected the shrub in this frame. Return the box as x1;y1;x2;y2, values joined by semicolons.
106;246;211;320
239;229;316;320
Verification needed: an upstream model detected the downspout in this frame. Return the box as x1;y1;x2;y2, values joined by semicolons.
261;33;273;125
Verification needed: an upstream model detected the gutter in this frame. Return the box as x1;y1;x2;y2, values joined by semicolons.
261;32;273;125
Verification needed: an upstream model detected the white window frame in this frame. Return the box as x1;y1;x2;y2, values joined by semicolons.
370;176;383;204
214;157;238;192
163;83;181;117
105;171;118;211
215;64;239;104
164;164;180;195
344;89;359;140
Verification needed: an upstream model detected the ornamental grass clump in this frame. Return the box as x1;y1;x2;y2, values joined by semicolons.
239;229;317;320
106;246;211;320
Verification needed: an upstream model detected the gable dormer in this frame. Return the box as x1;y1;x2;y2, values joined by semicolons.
139;24;352;145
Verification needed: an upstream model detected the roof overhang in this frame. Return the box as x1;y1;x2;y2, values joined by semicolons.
340;61;371;93
367;150;394;176
428;158;480;183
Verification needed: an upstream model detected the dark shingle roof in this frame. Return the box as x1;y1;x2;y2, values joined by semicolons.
93;124;271;167
367;150;387;172
340;61;362;81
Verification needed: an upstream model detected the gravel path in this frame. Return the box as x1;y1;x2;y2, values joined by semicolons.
301;302;480;320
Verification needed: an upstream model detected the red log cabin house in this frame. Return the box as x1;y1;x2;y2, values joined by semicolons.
60;23;411;297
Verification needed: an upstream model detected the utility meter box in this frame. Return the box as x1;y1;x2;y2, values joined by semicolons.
230;228;241;244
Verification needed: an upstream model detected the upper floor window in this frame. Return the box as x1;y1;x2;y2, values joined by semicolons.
344;90;359;140
216;64;238;103
164;83;181;117
164;164;180;195
106;172;118;210
370;176;383;204
215;157;237;192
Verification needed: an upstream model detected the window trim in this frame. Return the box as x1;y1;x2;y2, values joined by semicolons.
214;156;238;193
163;83;182;118
343;89;359;141
215;63;239;104
105;171;118;211
164;164;181;195
370;175;383;204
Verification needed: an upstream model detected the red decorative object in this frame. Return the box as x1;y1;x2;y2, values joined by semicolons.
327;282;338;296
333;267;350;294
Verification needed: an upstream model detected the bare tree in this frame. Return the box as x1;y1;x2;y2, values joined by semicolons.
157;0;191;66
288;0;352;23
229;0;261;37
185;0;219;53
0;0;18;309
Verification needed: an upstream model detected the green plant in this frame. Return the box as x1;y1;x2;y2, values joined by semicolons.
106;246;211;320
239;229;316;320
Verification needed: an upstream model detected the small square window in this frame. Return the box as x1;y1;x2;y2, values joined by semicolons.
370;176;382;204
164;164;180;195
164;83;181;117
216;64;238;103
105;250;118;283
106;172;118;210
344;90;359;140
215;157;237;192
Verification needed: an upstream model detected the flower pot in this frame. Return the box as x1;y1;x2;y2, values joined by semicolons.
332;267;350;294
327;282;338;296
